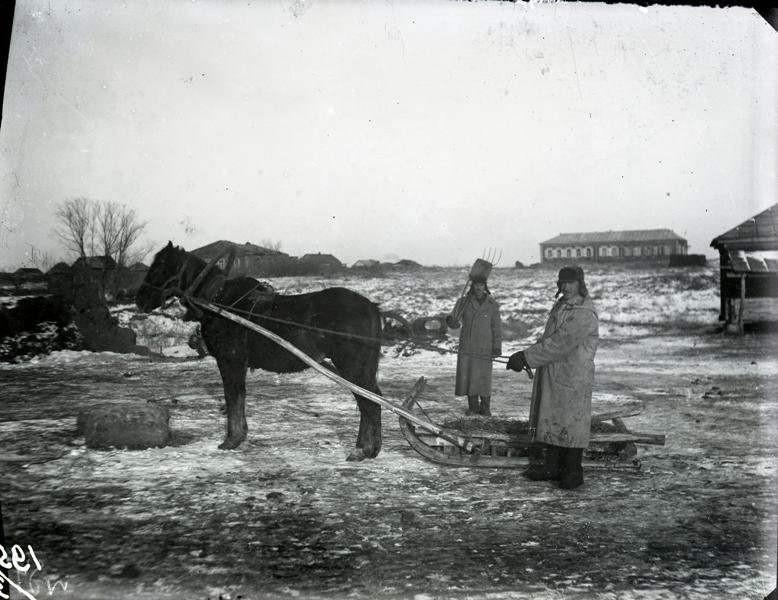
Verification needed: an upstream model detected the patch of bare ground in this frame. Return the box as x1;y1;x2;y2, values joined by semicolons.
1;330;776;599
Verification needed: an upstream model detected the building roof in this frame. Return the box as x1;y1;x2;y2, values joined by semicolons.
395;259;422;268
47;262;72;274
300;253;343;266
352;259;380;268
14;267;43;275
191;240;286;258
71;256;118;270
710;203;778;251
541;229;686;245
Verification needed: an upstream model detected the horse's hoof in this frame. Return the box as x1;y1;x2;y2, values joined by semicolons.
346;449;366;462
218;438;242;450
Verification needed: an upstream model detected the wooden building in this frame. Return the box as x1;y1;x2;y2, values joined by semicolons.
539;229;688;264
71;256;119;304
299;253;344;274
46;262;73;297
710;203;778;332
191;240;294;277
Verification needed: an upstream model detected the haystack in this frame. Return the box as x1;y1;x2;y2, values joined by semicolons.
77;402;171;450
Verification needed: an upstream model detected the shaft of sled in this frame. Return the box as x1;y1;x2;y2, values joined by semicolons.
191;299;475;452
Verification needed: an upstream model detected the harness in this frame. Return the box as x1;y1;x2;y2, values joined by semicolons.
156;247;236;317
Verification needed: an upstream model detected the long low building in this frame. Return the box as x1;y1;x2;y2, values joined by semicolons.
539;229;688;263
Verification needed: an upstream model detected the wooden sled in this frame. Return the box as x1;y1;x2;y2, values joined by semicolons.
398;377;665;470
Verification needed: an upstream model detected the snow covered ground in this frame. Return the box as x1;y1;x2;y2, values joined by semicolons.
1;265;776;600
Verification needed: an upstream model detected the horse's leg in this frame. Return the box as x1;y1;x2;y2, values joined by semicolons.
349;392;382;461
334;354;382;461
215;354;248;450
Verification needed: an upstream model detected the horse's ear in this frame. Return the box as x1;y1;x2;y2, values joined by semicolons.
166;241;173;248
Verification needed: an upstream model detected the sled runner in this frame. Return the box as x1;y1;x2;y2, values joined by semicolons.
398;377;665;470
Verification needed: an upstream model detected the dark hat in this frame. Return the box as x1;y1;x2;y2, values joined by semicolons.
557;266;584;283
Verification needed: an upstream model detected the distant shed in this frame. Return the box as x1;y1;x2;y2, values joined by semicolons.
710;203;778;332
394;259;422;269
191;240;290;276
300;253;344;274
352;259;379;268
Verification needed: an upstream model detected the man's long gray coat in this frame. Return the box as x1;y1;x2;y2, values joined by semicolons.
524;294;599;448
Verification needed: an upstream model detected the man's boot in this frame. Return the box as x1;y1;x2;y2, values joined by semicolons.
479;396;491;417
523;444;562;481
465;396;479;416
558;448;584;489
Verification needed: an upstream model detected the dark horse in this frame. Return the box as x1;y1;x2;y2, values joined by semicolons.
136;242;384;461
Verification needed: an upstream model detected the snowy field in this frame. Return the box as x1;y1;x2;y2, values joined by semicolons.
1;265;777;600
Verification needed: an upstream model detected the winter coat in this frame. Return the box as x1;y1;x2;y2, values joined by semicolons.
524;294;599;448
450;293;502;397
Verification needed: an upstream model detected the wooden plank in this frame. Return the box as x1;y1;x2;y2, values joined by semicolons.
590;432;665;445
416;430;665;446
591;404;643;422
738;273;746;334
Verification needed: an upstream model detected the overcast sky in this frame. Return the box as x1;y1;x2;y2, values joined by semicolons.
0;0;776;269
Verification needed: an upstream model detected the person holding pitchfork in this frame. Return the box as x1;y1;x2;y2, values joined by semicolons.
446;264;502;417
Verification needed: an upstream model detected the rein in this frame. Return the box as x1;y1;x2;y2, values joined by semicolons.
202;298;513;366
143;248;518;367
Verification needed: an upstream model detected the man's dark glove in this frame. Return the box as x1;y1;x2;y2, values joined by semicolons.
506;351;529;372
445;315;460;329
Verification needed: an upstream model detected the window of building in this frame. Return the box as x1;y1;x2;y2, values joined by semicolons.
566;248;572;258
586;248;592;257
575;248;581;257
645;246;653;256
599;246;606;257
556;249;562;258
546;248;553;258
633;246;641;256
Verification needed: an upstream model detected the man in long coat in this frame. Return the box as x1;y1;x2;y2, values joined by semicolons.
507;266;599;489
446;274;502;416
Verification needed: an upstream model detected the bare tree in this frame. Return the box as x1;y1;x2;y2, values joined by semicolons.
55;197;97;258
97;200;122;261
26;245;62;272
260;239;283;252
55;198;149;267
115;205;149;266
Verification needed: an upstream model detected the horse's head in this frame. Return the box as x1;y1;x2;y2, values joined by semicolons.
136;241;186;312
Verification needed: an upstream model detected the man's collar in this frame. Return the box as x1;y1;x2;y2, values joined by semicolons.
562;294;584;307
